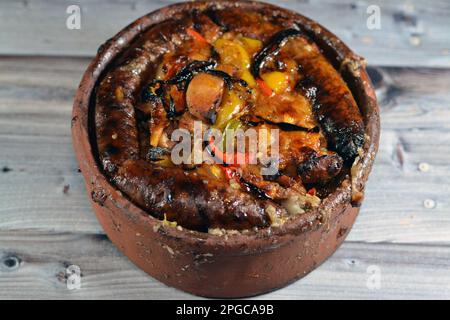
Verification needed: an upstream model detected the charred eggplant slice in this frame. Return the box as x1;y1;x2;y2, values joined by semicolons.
251;28;302;78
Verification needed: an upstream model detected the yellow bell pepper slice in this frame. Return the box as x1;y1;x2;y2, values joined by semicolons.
214;37;251;71
214;91;243;130
241;69;256;87
239;36;263;55
261;71;290;94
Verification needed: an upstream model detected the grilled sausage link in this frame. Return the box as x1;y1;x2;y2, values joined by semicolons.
282;37;365;162
113;160;286;231
96;20;186;173
249;27;364;162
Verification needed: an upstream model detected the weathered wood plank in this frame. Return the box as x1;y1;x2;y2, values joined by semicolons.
1;57;450;243
349;66;450;243
0;57;101;233
0;0;449;67
1;231;449;299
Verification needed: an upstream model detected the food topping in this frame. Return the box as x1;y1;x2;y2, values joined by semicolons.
186;73;225;123
95;8;364;232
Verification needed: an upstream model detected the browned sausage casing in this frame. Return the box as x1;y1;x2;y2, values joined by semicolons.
114;160;287;231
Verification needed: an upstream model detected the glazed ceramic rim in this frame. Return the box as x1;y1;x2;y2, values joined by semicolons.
72;0;379;251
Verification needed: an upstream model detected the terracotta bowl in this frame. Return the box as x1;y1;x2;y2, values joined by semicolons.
72;0;379;298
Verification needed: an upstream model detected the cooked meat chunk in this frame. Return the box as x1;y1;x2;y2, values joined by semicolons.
186;73;225;123
297;148;343;184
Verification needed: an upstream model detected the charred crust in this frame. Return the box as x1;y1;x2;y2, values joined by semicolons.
104;144;120;156
320;118;365;162
297;148;344;184
204;8;229;31
251;28;302;78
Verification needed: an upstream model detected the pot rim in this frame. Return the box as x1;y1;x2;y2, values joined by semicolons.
72;0;380;250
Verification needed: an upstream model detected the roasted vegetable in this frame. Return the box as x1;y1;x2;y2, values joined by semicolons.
214;36;257;86
186;72;225;123
214;90;244;130
167;60;216;87
251;28;302;78
214;37;251;72
256;78;273;97
253;92;317;129
187;27;208;44
260;71;290;94
239;36;263;56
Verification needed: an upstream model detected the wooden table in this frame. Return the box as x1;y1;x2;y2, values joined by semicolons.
1;0;449;299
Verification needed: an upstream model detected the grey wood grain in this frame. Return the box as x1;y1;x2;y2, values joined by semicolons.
1;231;449;299
0;0;449;67
0;57;101;234
1;57;450;244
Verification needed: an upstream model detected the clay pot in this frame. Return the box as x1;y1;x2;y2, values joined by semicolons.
72;0;379;298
